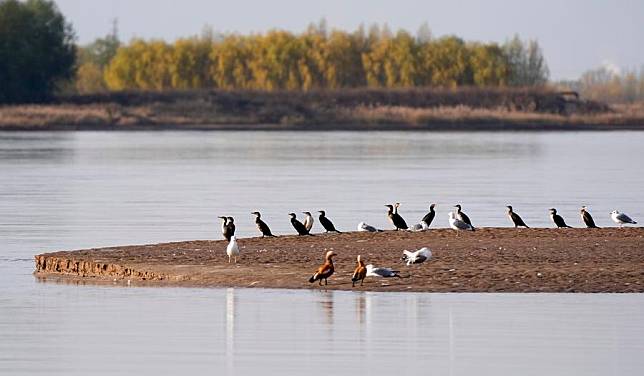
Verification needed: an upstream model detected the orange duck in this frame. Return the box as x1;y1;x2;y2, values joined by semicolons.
308;251;336;286
351;255;367;287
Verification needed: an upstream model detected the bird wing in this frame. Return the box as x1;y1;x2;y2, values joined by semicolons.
454;219;472;230
259;220;273;235
582;211;596;226
417;247;432;259
316;262;334;278
616;213;634;223
352;265;366;280
362;224;377;232
460;212;472;225
554;215;568;227
368;266;399;277
293;219;308;234
352;262;361;279
396;215;409;229
322;216;337;231
368;267;387;277
511;212;526;226
421;212;435;226
374;268;389;277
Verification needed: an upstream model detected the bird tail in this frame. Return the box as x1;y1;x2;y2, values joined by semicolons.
308;275;316;283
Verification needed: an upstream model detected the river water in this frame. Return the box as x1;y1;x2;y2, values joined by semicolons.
1;131;643;375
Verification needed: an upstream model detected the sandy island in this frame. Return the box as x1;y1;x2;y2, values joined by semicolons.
34;228;644;293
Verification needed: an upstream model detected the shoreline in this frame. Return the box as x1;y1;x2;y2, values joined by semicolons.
34;228;644;293
3;122;644;132
2;88;643;131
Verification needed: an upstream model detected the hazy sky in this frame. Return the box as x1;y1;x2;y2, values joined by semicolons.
55;0;644;80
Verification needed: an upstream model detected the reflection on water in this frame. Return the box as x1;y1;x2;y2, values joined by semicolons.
226;288;235;374
3;286;643;375
319;292;335;326
1;131;644;375
356;293;366;327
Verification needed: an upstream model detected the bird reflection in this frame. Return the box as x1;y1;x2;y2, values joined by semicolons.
356;293;366;326
225;288;236;372
318;292;334;326
355;293;368;343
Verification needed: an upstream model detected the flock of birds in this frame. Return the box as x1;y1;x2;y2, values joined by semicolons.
218;203;638;287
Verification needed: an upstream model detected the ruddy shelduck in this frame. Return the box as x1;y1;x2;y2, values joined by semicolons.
351;255;367;287
308;250;336;285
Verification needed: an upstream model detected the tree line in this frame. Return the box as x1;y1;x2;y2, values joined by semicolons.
0;0;75;103
560;65;644;104
93;25;548;92
1;0;550;103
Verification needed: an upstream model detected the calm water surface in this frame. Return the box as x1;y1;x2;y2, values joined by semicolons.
1;131;643;375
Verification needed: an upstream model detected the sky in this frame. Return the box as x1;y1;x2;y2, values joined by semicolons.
54;0;644;80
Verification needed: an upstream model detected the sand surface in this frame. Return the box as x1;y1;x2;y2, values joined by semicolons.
34;228;644;292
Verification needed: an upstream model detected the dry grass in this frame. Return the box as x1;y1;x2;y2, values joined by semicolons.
0;105;110;128
343;103;644;127
1;89;643;130
343;105;565;124
0;103;253;128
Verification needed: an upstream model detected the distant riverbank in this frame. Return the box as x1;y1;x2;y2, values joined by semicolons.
3;88;644;131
